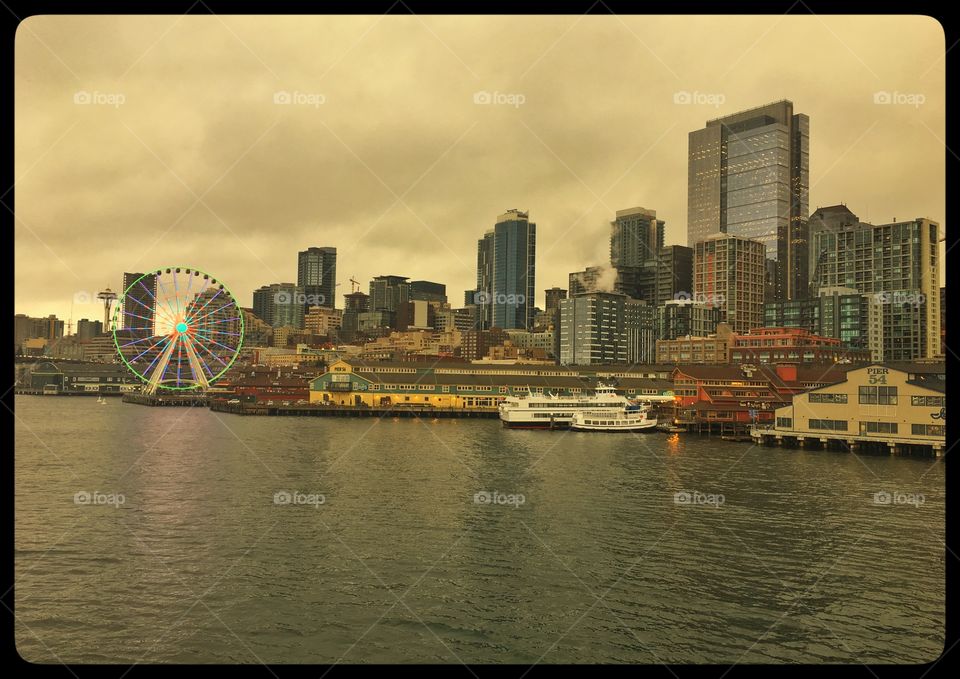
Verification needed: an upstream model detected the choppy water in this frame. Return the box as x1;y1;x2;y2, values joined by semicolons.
14;395;944;664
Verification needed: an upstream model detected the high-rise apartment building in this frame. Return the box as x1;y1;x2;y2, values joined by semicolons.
297;247;337;310
610;207;664;267
810;215;940;360
693;233;766;333
122;272;158;333
252;283;304;329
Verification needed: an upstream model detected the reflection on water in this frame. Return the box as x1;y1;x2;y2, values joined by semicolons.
15;396;944;664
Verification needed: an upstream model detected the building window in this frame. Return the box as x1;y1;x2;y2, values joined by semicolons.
809;392;848;404
776;417;793;428
911;395;945;407
858;386;897;405
809;418;848;431
911;424;945;436
861;421;898;434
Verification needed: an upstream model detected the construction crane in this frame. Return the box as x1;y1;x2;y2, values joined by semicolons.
349;276;361;293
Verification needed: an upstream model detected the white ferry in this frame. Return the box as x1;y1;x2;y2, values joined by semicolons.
498;384;632;429
570;404;657;432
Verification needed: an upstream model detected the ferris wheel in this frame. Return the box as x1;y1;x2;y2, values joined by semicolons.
112;267;244;393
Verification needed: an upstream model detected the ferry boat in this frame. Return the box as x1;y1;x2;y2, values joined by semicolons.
498;384;631;429
571;404;657;432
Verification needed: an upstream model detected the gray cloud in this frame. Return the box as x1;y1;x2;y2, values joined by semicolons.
14;15;945;323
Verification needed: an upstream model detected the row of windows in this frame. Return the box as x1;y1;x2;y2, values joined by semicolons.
912;424;945;437
862;421;897;434
859;386;897;405
809;419;848;431
911;395;945;407
809;393;848;404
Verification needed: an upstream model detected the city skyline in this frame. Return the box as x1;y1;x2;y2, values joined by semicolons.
14;15;946;323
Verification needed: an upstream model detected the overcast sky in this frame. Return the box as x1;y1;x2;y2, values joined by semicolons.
14;14;945;324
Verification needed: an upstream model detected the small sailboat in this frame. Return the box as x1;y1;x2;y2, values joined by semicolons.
97;394;107;404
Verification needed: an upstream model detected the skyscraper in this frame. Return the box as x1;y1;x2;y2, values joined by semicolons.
252;283;304;329
369;276;410;315
409;280;447;304
476;231;494;329
687;100;809;300
558;292;627;365
810;215;940;360
475;209;536;330
610;207;664;267
557;292;654;365
75;318;103;341
806;204;860;297
122;272;158;334
655;245;694;304
297;247;337;310
693;233;766;333
544;287;567;314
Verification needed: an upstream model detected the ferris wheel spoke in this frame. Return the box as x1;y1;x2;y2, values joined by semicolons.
137;279;179;327
185;289;227;324
129;333;171;364
191;332;240;361
115;267;242;392
118;334;160;348
179;332;213;387
187;331;231;369
123;294;175;329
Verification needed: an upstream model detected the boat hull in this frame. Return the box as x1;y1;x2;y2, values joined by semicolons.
501;421;571;430
570;421;658;432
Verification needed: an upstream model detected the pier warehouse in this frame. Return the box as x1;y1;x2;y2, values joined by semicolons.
752;363;945;455
309;359;676;409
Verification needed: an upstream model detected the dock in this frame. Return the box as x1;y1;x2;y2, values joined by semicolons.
750;427;943;457
122;393;210;407
209;401;499;418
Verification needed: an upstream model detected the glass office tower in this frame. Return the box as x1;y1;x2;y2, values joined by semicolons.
688;100;809;300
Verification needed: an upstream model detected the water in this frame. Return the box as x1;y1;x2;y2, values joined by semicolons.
15;396;944;664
